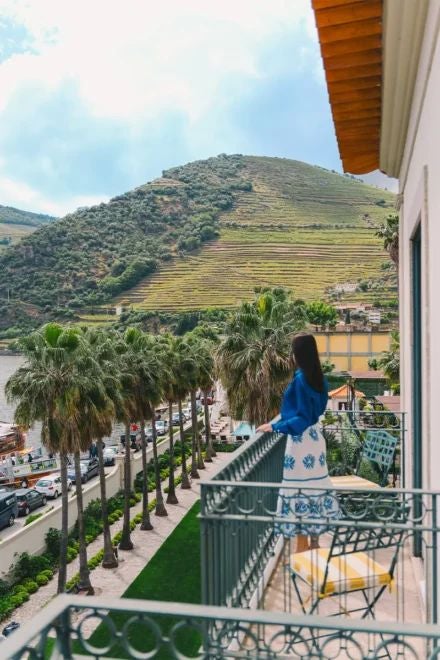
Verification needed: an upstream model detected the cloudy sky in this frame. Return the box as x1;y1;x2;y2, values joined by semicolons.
0;0;396;217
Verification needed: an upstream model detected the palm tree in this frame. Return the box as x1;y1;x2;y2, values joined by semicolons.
82;327;119;568
159;334;180;504
113;329;139;551
196;338;217;462
5;323;83;594
58;331;113;594
173;338;194;490
378;330;400;393
376;214;399;267
123;328;161;529
181;336;202;479
216;289;305;426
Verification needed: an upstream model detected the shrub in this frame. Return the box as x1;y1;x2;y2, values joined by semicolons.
24;512;43;526
66;576;79;591
45;528;61;559
0;579;10;597
13;552;51;581
66;548;78;562
10;593;27;607
113;531;122;544
36;573;49;586
22;580;38;594
12;585;28;596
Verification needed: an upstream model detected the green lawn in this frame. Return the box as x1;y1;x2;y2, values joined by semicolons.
81;500;202;658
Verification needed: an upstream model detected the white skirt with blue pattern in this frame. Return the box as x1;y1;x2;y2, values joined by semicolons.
275;423;340;538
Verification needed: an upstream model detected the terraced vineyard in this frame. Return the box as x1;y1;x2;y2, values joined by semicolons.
114;156;396;312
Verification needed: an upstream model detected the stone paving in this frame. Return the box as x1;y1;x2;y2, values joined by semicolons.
3;454;230;632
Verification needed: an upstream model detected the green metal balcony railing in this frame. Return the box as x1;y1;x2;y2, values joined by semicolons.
201;479;440;622
200;418;436;635
321;410;406;487
2;594;440;659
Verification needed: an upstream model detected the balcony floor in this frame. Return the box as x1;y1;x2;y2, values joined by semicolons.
256;535;427;658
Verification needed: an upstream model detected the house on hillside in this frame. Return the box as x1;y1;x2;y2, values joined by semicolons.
327;383;365;411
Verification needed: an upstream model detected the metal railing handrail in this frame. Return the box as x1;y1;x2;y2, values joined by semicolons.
202;479;440;496
2;594;440;658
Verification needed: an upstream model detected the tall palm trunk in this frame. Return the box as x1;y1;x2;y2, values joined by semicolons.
152;417;167;516
166;401;178;504
139;418;153;531
57;452;69;594
203;392;213;462
97;438;118;568
190;390;200;479
194;391;205;471
119;421;134;550
178;399;191;489
74;451;94;594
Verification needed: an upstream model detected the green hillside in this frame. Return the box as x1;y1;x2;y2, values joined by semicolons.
115;156;396;311
0;204;55;227
0;155;396;334
0;205;56;253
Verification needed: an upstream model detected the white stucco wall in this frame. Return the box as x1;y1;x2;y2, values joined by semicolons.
0;466;120;578
399;0;440;491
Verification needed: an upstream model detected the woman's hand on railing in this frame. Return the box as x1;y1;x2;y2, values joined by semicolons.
256;423;273;433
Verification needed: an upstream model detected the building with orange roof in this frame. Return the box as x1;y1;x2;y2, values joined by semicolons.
327;382;365;412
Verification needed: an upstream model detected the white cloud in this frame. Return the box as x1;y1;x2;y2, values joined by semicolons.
0;0;312;120
0;175;107;215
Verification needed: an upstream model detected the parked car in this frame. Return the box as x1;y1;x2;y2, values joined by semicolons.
155;420;169;436
103;446;118;466
15;488;47;516
0;491;18;529
67;458;99;484
171;412;187;426
35;474;72;499
182;404;203;418
143;427;154;442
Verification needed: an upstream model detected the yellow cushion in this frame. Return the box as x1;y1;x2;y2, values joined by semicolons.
330;475;379;489
292;548;392;596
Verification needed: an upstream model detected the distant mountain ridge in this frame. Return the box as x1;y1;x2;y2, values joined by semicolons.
0;204;56;227
0;154;396;334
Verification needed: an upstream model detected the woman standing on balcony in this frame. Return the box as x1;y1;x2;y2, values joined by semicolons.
257;333;339;553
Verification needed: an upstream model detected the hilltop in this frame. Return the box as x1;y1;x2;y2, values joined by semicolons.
0;204;55;227
0;155;396;334
0;204;56;253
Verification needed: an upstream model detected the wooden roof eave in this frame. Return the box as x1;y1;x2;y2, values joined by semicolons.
311;0;383;174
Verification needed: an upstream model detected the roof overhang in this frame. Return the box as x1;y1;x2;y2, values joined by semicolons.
312;0;429;177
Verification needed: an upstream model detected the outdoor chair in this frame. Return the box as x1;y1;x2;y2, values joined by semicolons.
332;429;398;489
290;522;404;621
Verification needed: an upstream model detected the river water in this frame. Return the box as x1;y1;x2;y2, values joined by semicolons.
0;355;42;449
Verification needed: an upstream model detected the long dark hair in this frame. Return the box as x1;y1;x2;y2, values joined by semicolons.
292;333;324;392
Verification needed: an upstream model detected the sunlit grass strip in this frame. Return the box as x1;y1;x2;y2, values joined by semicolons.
84;501;202;659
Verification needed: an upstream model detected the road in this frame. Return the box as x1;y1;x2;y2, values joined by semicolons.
0;408;206;542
